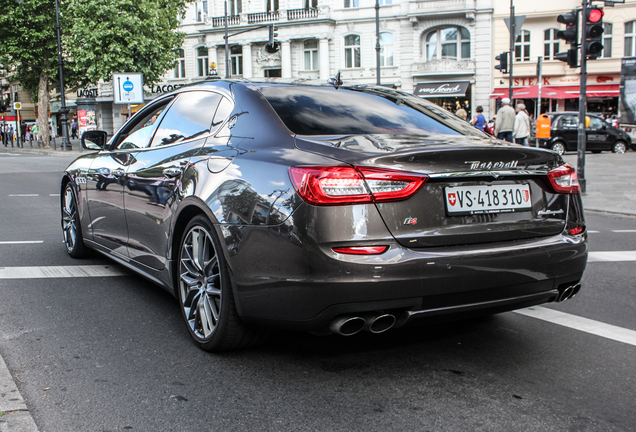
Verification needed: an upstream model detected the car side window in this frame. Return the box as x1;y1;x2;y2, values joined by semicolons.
559;116;578;129
212;97;234;129
588;117;603;130
114;99;173;150
150;91;223;147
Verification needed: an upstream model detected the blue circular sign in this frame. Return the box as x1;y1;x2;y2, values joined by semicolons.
123;80;134;91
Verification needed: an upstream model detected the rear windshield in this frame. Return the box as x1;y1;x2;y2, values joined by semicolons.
260;86;479;137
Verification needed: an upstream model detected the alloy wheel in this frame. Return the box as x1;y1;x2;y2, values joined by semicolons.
179;225;222;340
62;185;78;253
613;142;626;154
551;142;565;155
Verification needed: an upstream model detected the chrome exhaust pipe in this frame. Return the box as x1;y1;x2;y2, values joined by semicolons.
570;283;581;298
363;313;396;334
557;286;574;302
329;316;365;336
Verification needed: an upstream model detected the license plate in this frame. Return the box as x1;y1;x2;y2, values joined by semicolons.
445;184;532;215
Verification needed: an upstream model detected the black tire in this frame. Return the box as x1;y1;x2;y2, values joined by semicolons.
612;141;627;154
176;215;269;352
61;182;90;258
551;141;566;155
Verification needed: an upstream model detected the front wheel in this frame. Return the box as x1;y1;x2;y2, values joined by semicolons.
551;141;566;155
61;183;89;258
612;141;627;154
177;215;268;352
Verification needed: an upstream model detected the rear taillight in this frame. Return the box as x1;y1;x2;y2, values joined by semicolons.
289;166;428;205
546;163;580;194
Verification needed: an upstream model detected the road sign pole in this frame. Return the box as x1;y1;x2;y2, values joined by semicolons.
577;0;588;193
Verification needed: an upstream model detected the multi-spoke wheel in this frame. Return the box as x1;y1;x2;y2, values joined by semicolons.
61;183;89;258
551;141;565;155
177;215;268;351
612;141;627;154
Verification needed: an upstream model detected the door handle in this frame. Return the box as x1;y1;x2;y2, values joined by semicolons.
163;167;183;178
112;168;126;178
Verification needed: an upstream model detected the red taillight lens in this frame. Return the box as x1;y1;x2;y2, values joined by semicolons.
332;246;389;255
569;226;585;235
289;166;428;205
546;163;580;194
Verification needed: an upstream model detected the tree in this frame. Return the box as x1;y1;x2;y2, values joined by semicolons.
65;0;188;88
0;0;189;148
0;0;75;148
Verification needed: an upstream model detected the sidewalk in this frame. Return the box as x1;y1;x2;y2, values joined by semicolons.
0;137;85;156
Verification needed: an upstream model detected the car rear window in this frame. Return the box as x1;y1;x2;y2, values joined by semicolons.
260;86;468;137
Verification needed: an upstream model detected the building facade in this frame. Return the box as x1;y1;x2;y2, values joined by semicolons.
492;0;636;120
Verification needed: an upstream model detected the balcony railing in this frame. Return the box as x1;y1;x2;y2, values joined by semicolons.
287;8;318;20
211;15;240;27
247;11;280;24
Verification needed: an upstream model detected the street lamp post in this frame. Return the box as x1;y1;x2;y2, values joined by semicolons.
54;0;71;151
375;0;381;86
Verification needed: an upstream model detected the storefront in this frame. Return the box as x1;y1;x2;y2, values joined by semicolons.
414;81;472;114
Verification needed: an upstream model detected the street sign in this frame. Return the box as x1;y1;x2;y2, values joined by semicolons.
504;15;526;39
13;102;22;110
112;73;144;104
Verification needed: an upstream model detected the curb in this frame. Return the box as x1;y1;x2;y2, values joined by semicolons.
0;355;39;431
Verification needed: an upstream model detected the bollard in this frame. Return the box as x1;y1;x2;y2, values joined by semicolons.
52;136;56;150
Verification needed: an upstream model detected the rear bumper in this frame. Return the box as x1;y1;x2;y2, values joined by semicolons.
232;230;587;332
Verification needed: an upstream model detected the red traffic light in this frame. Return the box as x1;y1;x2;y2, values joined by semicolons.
587;8;603;23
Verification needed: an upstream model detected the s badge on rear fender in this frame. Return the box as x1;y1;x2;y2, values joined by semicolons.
404;217;418;225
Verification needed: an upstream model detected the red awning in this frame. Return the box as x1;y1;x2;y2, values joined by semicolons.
490;85;571;99
552;84;619;98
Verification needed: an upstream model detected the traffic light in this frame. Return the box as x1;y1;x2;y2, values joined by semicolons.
266;24;279;53
495;52;509;74
557;10;579;45
0;104;5;113
555;47;578;69
584;6;604;59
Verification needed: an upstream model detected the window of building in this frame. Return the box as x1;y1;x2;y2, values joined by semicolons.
380;32;394;66
424;27;470;62
196;3;202;22
197;47;208;77
229;0;242;16
602;23;612;58
174;49;185;78
378;0;392;5
304;40;318;70
230;46;243;76
544;29;559;60
515;30;531;62
267;0;279;12
344;34;361;68
626;21;636;57
344;0;359;8
304;0;317;7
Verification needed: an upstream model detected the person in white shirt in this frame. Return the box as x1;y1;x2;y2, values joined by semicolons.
513;104;531;146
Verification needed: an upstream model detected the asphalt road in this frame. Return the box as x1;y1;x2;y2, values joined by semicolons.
0;152;635;432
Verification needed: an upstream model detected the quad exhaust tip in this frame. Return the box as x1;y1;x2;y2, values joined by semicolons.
329;313;396;336
557;283;581;302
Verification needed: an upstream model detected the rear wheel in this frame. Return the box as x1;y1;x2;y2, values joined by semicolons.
612;141;627;154
61;183;89;258
177;215;268;352
550;141;565;155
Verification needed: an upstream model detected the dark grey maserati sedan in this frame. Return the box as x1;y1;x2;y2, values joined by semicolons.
61;80;587;351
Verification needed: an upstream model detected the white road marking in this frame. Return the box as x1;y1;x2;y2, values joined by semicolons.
0;241;43;245
515;306;636;347
0;265;127;279
49;193;60;197
8;194;39;197
588;251;636;262
611;230;636;233
587;230;600;233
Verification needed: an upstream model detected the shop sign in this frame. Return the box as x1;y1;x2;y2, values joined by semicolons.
50;101;62;113
77;88;99;98
414;82;469;98
151;84;185;94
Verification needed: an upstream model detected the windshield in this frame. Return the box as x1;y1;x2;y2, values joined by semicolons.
260;85;485;137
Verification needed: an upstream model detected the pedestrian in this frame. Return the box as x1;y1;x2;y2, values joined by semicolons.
71;119;78;139
494;98;515;142
471;106;486;131
513;103;531;146
20;121;27;146
455;104;468;121
8;125;14;145
25;124;31;143
32;123;38;144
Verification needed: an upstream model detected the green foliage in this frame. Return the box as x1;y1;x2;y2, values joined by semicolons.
65;0;189;88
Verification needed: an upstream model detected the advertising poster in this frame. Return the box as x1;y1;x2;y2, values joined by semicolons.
78;110;88;134
619;57;636;125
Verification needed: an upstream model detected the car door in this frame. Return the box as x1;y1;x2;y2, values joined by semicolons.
557;115;579;150
124;91;225;270
84;96;175;257
586;115;610;151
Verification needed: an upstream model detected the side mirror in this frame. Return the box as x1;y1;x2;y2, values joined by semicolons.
81;130;108;150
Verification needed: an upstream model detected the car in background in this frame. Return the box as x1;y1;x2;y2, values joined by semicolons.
537;112;632;155
61;80;588;352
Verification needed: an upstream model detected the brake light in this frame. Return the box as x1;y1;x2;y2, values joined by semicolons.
332;246;389;255
569;226;585;235
289;166;428;205
546;163;580;194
